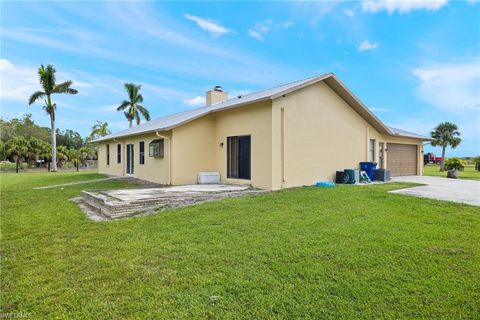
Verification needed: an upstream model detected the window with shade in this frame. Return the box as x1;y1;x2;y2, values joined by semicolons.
117;144;121;163
139;141;145;164
369;139;376;162
106;144;110;165
149;139;164;158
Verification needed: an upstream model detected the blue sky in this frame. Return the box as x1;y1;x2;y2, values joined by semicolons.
1;0;479;156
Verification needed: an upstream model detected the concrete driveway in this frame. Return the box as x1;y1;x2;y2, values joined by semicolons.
390;176;480;206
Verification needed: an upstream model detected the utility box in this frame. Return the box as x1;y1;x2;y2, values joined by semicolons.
375;169;391;182
197;172;221;184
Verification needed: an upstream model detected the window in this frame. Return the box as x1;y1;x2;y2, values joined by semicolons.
139;141;145;164
149;139;164;158
369;139;376;162
227;135;251;179
379;142;384;168
117;144;121;164
106;144;110;165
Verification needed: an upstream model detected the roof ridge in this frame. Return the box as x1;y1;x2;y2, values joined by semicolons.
209;73;330;107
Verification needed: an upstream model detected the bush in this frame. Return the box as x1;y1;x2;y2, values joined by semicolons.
63;161;75;169
444;157;464;171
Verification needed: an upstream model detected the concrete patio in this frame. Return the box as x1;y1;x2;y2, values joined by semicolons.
390;176;480;206
74;184;266;220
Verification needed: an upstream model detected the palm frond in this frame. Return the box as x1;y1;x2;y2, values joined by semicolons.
117;100;130;111
28;91;46;105
124;111;133;120
136;105;151;121
38;64;56;93
135;93;144;104
135;109;141;125
52;81;78;95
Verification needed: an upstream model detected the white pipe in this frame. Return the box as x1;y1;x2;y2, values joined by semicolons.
156;132;172;185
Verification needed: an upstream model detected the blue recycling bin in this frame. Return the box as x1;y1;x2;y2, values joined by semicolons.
359;162;377;181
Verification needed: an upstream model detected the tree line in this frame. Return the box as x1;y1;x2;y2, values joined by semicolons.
0;115;96;172
2;63;151;173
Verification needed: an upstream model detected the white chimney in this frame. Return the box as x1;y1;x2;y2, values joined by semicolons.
206;86;228;106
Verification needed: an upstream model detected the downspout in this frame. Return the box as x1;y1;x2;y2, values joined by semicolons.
281;107;285;188
156;132;172;185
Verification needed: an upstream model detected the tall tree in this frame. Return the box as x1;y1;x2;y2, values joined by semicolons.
28;64;78;172
117;83;150;128
27;137;45;166
56;145;69;169
89;121;111;141
6;136;29;173
430;122;462;171
67;148;81;172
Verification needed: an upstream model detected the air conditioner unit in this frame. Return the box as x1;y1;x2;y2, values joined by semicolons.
197;172;221;184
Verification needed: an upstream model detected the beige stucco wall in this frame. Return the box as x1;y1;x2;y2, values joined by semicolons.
170;115;217;185
167;102;273;188
213;101;273;189
271;81;423;190
97;131;171;184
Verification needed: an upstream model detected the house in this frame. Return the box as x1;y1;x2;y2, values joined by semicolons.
94;73;429;190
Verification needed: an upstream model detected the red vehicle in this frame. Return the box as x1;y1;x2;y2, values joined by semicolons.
424;152;442;165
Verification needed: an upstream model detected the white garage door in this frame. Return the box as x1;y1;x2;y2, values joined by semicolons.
387;144;418;176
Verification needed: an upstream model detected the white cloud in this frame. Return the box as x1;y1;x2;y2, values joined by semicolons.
247;29;264;41
413;60;480;112
283;21;294;29
362;0;448;13
184;14;231;37
357;40;379;51
0;59;39;102
344;9;355;17
256;20;272;33
247;20;273;41
183;96;205;107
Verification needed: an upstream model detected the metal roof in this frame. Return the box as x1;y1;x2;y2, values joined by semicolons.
388;127;430;140
94;73;429;142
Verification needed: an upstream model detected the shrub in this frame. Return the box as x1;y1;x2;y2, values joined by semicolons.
444;157;464;171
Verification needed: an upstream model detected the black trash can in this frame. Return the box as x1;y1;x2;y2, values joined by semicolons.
336;171;349;184
375;169;391;182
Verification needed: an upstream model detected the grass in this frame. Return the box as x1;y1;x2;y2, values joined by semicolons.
1;172;479;319
424;164;480;180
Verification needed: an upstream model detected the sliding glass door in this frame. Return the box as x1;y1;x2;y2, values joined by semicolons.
227;135;251;180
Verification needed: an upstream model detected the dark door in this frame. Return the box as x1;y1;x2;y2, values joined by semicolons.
126;144;134;174
238;136;251;179
227;135;251;180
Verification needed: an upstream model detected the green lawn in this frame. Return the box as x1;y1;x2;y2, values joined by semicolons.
424;164;480;180
1;172;479;319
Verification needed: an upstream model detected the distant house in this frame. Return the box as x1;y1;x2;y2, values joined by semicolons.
94;74;428;190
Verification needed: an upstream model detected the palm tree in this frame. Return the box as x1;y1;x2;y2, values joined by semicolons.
6;136;29;173
430;122;462;171
27;137;45;166
56;145;69;169
68;148;81;172
117;83;151;128
28;64;78;172
79;145;96;167
38;141;52;171
89;121;111;141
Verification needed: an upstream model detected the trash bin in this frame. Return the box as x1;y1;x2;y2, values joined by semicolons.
336;171;349;184
343;169;356;184
375;169;390;181
359;162;377;181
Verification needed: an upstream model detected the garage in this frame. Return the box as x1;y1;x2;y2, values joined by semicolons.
387;143;418;176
